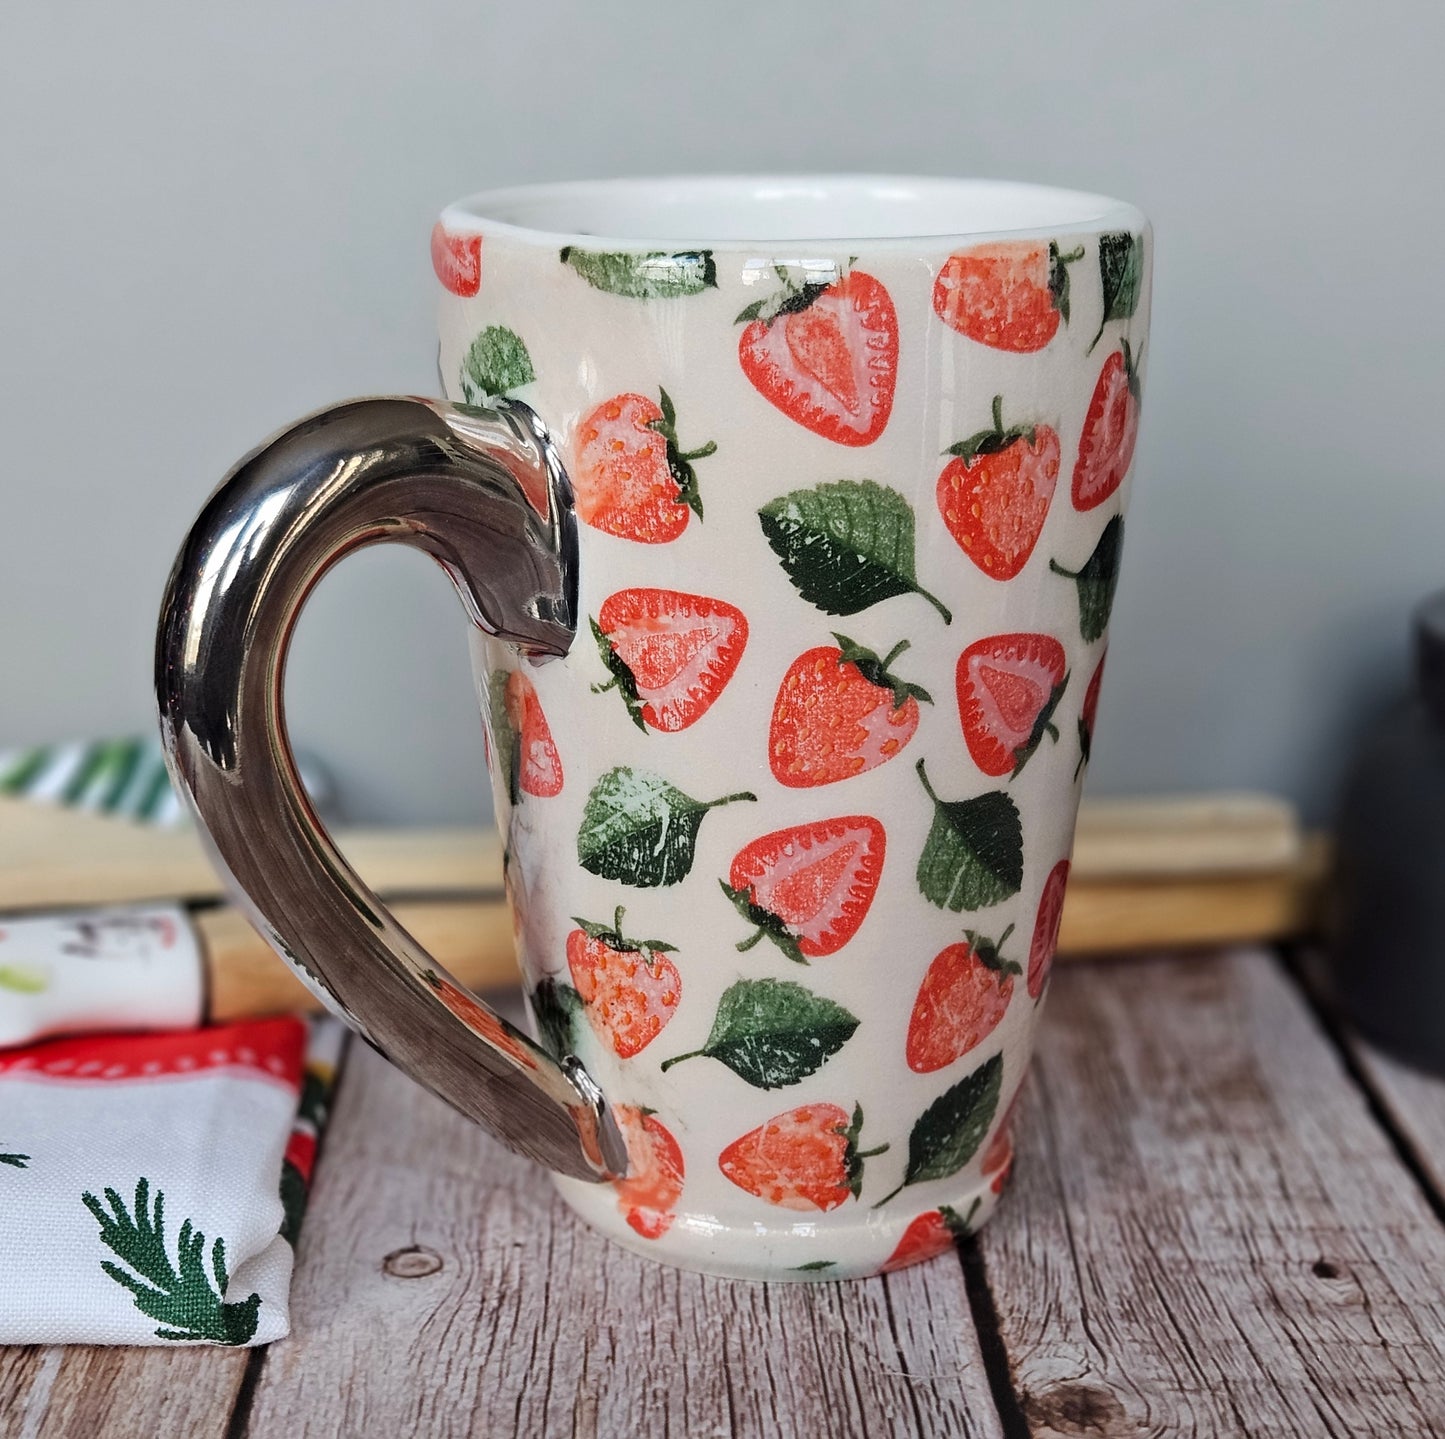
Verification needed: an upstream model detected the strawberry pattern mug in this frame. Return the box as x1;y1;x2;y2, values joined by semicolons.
157;176;1150;1280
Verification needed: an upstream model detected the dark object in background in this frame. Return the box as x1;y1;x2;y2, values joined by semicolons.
1330;590;1445;1075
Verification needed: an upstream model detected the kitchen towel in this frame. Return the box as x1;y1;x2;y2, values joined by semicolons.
0;1016;341;1346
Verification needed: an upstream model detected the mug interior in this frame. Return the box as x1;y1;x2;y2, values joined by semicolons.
443;174;1143;248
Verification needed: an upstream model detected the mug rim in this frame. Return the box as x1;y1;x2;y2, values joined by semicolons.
439;173;1146;251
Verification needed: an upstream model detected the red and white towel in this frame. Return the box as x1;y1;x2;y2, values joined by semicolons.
0;1017;340;1346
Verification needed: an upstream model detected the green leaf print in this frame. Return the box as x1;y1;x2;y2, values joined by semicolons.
876;1055;1003;1206
1050;515;1125;644
1;1151;29;1169
1089;232;1144;352
529;977;585;1060
82;1178;261;1344
1048;242;1085;326
559;247;717;298
485;670;520;806
0;963;48;993
758;479;951;623
660;978;860;1088
790;1259;837;1273
460;325;536;404
577;768;756;888
914;760;1023;911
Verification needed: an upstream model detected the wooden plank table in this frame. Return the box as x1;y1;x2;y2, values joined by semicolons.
5;945;1445;1437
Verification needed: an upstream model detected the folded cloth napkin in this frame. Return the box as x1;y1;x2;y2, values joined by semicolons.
0;1016;340;1346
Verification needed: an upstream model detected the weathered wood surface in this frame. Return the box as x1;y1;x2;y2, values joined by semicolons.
1348;1037;1445;1203
0;1344;250;1439
8;947;1445;1438
242;1041;1003;1439
980;948;1445;1437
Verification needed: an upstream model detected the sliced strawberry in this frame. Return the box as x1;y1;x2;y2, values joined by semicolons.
738;269;898;447
1028;860;1070;999
718;1101;885;1212
932;241;1083;353
906;927;1019;1073
566;907;680;1058
591;589;748;733
724;815;885;962
937;396;1061;581
430;221;482;297
503;670;563;797
573;389;716;543
613;1105;684;1239
1072;340;1141;511
1076;650;1107;779
881;1201;980;1272
771;636;929;788
981;1092;1021;1176
956;633;1069;779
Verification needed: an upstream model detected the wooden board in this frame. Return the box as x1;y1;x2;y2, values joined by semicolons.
240;1041;1004;1439
1346;1038;1445;1204
0;1344;250;1439
979;949;1445;1437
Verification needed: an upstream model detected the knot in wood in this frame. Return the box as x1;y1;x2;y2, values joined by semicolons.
382;1245;444;1279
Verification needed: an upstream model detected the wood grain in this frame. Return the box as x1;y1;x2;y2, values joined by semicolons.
1346;1038;1445;1203
242;1042;1005;1439
980;948;1445;1437
0;1344;250;1439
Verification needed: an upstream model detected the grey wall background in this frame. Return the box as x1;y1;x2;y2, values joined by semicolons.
2;1;1441;825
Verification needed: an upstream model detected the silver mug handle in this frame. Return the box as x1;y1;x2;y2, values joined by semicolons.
155;395;627;1182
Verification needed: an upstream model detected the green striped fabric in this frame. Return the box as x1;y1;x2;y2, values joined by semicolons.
0;739;185;826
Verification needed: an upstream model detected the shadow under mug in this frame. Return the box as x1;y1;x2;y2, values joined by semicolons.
156;175;1150;1280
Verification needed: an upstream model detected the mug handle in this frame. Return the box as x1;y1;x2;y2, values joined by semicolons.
155;395;627;1182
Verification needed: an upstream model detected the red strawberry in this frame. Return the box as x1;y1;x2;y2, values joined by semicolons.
718;1102;885;1212
422;969;538;1071
723;815;885;963
592;589;748;733
1076;650;1107;779
430;221;482;297
956;633;1069;779
573;389;716;543
737;269;898;446
905;927;1020;1073
881;1201;980;1272
981;1093;1020;1177
503;671;563;797
937;396;1061;581
771;636;929;788
613;1105;684;1239
1028;860;1070;999
566;907;680;1058
1072;340;1141;511
932;241;1083;352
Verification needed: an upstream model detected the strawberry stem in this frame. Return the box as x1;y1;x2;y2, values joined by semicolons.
705;790;758;810
881;638;911;670
991;393;1004;433
679;441;717;462
735;928;765;953
913;583;953;625
1049;558;1079;580
855;1143;890;1160
874;1182;906;1209
915;757;942;807
658;1049;704;1072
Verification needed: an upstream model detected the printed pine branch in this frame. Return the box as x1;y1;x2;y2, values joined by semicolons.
82;1178;260;1344
1;1151;28;1169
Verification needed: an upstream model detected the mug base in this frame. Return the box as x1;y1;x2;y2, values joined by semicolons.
551;1167;1014;1282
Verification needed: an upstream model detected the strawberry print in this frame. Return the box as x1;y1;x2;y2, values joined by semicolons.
560;247;716;298
422;969;538;1071
566;907;680;1058
981;1093;1021;1179
723;816;885;963
881;1199;981;1272
572;389;716;543
1028;859;1070;999
1072;341;1141;511
430;222;482;297
591;589;747;733
737;267;898;446
487;670;563;804
770;637;929;788
459;326;534;406
719;1102;885;1212
906;926;1020;1073
612;1105;684;1239
956;633;1069;779
877;1055;1003;1206
1076;650;1107;778
1051;515;1125;643
932;241;1083;352
914;760;1024;912
937;396;1061;581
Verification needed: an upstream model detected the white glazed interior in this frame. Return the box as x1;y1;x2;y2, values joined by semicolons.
443;174;1144;248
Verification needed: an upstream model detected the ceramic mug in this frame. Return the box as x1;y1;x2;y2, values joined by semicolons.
156;176;1149;1280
